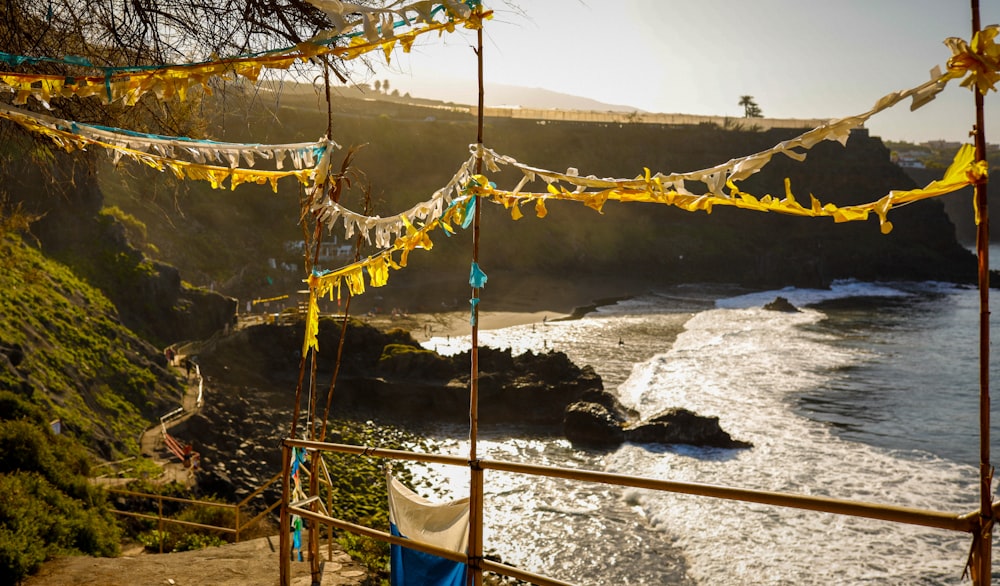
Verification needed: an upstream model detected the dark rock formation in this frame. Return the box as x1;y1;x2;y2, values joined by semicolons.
563;402;626;446
198;319;749;451
563;399;752;450
333;349;607;426
624;408;752;449
763;296;800;312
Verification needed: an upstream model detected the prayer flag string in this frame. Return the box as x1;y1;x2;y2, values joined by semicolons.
294;24;997;335
0;102;337;191
0;3;489;107
0;102;335;173
302;141;983;322
304;24;1000;248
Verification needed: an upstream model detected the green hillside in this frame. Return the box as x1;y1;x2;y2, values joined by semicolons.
0;201;193;582
0;212;183;460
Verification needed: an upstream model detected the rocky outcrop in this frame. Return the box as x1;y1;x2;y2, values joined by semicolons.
5;146;236;346
334;348;607;426
563;401;627;446
624;408;752;449
763;296;799;312
199;320;749;451
563;397;752;450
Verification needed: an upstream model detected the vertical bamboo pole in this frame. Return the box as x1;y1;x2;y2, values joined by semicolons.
467;14;486;586
279;442;293;586
325;459;334;561
158;496;164;554
971;1;993;583
306;55;338;585
309;453;321;582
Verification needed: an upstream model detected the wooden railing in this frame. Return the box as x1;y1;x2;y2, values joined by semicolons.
104;471;283;553
279;437;983;586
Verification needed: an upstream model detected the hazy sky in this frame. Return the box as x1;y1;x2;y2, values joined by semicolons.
373;0;1000;144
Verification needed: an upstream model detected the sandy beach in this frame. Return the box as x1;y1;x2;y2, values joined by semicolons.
361;309;565;342
349;270;657;342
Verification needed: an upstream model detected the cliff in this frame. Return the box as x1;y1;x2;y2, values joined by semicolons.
100;89;986;317
3;136;236;347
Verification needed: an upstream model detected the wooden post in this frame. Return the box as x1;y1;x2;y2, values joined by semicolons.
971;1;993;583
279;442;293;586
158;496;164;554
467;14;487;586
309;451;321;583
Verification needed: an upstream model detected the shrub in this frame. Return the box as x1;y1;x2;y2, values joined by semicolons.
320;420;435;585
0;195;41;237
0;391;47;426
0;419;122;583
0;420;97;502
0;472;120;584
118;484;236;554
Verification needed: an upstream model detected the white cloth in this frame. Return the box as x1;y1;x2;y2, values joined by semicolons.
387;474;469;553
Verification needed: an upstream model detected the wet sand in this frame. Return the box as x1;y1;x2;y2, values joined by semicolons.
361;309;565;342
347;270;655;341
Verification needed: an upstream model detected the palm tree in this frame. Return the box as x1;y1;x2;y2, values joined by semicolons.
739;95;762;118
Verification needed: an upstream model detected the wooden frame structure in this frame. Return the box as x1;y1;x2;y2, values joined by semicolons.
278;2;996;585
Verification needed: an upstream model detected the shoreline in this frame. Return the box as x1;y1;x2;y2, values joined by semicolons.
361;295;632;342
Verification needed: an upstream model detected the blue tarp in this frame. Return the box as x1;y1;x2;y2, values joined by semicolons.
387;474;469;586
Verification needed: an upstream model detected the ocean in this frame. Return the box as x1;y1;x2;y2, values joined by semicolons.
414;271;1000;584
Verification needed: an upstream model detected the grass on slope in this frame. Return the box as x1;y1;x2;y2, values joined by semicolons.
0;214;182;460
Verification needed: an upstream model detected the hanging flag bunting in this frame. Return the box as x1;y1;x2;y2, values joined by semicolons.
310;153;479;248
469;143;985;235
300;193;480;345
298;141;983;319
304;23;1000;257
0;102;337;191
0;102;334;169
305;0;478;41
0;2;490;107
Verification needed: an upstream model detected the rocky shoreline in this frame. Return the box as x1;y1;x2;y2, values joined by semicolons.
182;301;752;502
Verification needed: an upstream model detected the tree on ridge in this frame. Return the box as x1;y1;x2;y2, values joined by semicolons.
739;94;763;118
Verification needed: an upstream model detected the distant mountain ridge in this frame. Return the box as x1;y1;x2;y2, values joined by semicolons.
478;83;645;112
376;77;646;112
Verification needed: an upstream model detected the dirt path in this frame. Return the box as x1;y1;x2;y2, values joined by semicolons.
140;357;205;485
90;356;204;488
23;535;369;586
71;366;372;585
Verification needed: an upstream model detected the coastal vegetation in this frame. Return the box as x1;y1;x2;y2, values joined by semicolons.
0;201;170;583
0;205;179;459
0;405;121;583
